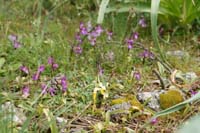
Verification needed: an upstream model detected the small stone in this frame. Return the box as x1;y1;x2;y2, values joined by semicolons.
166;50;189;58
137;90;165;111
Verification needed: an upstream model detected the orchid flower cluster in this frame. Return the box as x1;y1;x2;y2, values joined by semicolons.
8;34;22;49
19;56;67;97
73;21;112;54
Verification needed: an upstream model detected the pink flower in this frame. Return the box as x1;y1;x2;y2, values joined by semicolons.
8;34;22;49
73;45;82;54
133;32;139;40
61;76;67;92
150;118;158;124
41;83;47;94
133;71;141;80
8;34;17;42
32;65;45;81
48;87;56;96
48;57;59;70
20;66;29;74
139;17;147;28
22;86;30;98
38;65;45;72
13;41;21;49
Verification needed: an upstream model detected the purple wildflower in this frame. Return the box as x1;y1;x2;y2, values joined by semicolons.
52;63;59;70
20;66;29;74
190;89;198;96
139;49;154;59
32;73;40;81
126;38;134;50
98;65;104;76
41;83;47;94
150;118;158;125
13;41;21;49
95;25;103;36
48;87;56;96
32;65;45;81
38;65;45;72
75;33;82;44
89;38;96;46
73;45;82;54
79;22;88;35
106;30;113;40
133;71;141;80
8;34;17;42
87;21;92;32
133;32;139;40
22;86;30;98
139;17;147;28
48;57;59;70
48;57;54;65
61;76;67;92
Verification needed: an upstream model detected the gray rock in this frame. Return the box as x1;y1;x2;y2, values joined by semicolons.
1;102;26;125
137;90;166;111
166;50;189;58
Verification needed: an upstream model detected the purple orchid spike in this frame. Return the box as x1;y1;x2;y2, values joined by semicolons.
8;34;17;42
61;76;67;92
48;57;59;70
75;33;82;44
48;57;54;65
73;45;82;54
98;65;104;76
133;71;141;80
20;66;29;74
133;32;139;40
139;17;147;28
126;38;134;50
13;41;21;49
38;65;45;72
48;87;56;96
32;65;45;81
139;49;154;59
95;25;103;36
150;118;158;125
79;22;88;35
41;83;47;94
22;86;30;98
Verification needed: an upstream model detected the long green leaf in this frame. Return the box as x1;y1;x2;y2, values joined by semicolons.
97;0;110;24
105;2;151;13
152;91;200;119
151;0;165;60
43;108;58;133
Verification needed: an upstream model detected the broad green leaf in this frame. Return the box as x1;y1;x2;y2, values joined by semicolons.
97;0;110;24
151;0;165;60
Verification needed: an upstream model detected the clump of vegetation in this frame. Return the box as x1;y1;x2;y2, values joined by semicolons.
0;0;200;132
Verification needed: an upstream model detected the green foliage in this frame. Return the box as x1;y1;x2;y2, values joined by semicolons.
159;0;200;26
152;91;200;119
97;0;110;24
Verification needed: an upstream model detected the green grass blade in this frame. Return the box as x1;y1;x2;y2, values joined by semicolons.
151;0;165;60
105;2;151;13
43;108;58;133
97;0;110;24
152;91;200;119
